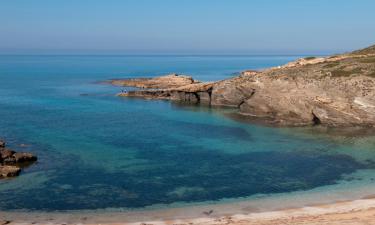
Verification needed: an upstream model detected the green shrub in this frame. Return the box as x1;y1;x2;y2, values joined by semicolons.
304;56;316;60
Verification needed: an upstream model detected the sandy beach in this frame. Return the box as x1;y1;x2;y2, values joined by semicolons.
2;198;375;225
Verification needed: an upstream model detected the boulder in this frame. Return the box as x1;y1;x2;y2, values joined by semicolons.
0;165;21;178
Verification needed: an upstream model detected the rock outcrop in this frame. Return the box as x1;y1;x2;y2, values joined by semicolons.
110;74;199;89
118;81;215;104
0;139;37;178
112;44;375;127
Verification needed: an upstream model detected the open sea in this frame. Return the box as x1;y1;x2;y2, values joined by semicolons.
1;55;375;212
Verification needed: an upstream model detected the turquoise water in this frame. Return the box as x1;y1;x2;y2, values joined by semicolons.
1;55;375;211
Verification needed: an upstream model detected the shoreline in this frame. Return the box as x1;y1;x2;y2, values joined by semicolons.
2;198;375;224
2;131;375;224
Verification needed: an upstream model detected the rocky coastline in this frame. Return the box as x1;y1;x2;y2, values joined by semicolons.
0;139;37;178
110;44;375;127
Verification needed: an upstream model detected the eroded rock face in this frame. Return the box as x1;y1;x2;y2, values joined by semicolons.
230;51;375;126
117;77;216;105
212;69;375;126
113;44;375;127
0;140;37;179
211;76;256;107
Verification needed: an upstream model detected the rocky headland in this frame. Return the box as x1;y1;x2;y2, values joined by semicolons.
110;45;375;127
0;139;37;178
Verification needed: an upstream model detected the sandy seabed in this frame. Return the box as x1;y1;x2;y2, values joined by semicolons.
2;198;375;225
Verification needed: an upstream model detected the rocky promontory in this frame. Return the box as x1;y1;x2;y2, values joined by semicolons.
111;44;375;127
110;73;199;89
0;139;37;178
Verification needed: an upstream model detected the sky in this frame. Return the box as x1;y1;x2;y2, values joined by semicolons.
1;0;375;55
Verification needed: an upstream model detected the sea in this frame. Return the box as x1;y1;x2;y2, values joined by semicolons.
1;55;375;213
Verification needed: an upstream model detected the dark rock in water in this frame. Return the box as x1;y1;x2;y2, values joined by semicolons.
3;157;16;164
1;151;37;165
0;140;5;148
0;139;37;179
0;165;21;178
13;152;37;163
0;149;15;161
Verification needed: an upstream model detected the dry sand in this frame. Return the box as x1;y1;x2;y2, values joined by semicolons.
2;198;375;225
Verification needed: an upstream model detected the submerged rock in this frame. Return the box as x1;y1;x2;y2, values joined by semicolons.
112;44;375;127
13;152;37;163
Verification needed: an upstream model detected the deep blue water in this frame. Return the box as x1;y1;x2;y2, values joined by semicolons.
1;55;375;211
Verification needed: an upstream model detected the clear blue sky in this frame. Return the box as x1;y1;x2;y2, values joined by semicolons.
1;0;375;54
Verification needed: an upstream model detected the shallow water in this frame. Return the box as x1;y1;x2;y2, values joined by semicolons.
1;55;375;212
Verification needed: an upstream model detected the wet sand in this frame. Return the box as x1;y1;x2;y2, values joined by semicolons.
2;198;375;225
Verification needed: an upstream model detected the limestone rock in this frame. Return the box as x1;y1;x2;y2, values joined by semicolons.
211;76;255;107
111;74;199;89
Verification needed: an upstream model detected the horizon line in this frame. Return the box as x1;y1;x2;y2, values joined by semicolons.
0;53;333;57
0;48;348;57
